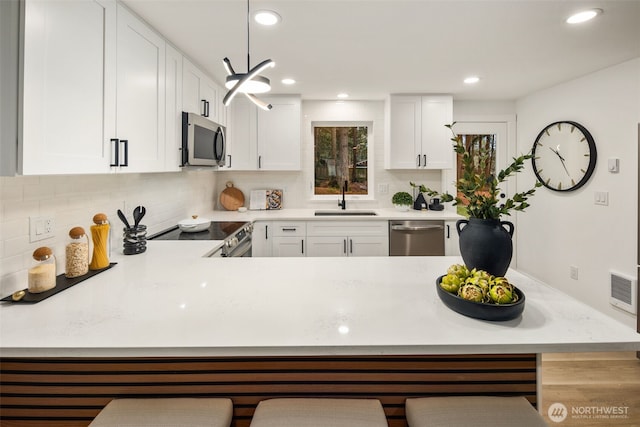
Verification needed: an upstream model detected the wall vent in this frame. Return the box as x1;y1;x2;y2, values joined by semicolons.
610;271;637;314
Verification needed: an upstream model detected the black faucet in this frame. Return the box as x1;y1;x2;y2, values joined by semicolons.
338;180;347;210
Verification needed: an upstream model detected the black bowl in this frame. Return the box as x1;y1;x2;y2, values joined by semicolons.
436;275;525;321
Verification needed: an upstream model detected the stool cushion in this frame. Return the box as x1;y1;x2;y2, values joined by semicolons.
89;397;233;427
250;398;388;427
406;396;547;427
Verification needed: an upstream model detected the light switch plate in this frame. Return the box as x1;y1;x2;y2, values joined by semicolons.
608;158;619;173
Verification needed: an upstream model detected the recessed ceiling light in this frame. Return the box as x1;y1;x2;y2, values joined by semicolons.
464;76;480;84
337;93;349;99
566;9;602;24
254;10;281;26
281;78;296;85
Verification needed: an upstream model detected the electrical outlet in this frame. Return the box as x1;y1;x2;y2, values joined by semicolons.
378;183;389;194
594;191;608;206
29;216;55;242
570;265;579;280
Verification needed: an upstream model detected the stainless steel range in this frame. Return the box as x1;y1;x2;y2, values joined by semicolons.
149;221;253;257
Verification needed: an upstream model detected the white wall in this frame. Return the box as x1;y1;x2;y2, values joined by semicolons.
0;171;218;295
515;58;639;328
214;100;442;210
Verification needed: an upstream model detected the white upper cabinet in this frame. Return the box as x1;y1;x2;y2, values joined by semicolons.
386;95;453;169
182;58;224;125
20;0;116;174
114;4;166;173
19;0;174;175
257;96;301;170
226;95;301;171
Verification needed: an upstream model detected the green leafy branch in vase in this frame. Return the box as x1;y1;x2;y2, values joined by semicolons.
416;123;541;220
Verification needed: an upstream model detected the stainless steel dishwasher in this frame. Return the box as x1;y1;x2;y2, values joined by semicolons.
389;220;445;256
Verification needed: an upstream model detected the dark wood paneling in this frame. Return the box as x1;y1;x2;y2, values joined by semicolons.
1;354;537;427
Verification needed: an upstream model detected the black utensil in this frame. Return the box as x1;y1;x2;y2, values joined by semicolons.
133;205;146;227
117;209;131;229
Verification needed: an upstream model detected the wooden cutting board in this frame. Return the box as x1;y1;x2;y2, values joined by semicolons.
219;182;245;211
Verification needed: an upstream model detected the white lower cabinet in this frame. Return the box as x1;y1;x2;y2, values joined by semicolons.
444;220;461;256
306;221;389;257
252;221;306;257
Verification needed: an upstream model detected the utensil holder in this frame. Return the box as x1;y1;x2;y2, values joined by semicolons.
122;225;147;255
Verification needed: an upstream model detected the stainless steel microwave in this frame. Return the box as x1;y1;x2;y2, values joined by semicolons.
181;112;226;167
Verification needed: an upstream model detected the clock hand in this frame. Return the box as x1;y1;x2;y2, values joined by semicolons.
548;147;572;178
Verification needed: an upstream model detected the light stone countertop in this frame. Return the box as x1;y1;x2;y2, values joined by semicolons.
197;207;464;222
1;240;638;358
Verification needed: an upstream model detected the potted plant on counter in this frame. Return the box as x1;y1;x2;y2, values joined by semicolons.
421;123;541;276
391;191;413;211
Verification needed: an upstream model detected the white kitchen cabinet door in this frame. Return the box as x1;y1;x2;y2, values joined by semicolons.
164;43;182;171
444;220;461;256
271;237;306;257
387;96;422;170
251;221;272;257
257;95;301;170
386;95;452;170
349;236;389;257
182;58;220;123
421;96;453;169
20;0;116;174
306;236;347;257
115;4;166;172
226;96;257;170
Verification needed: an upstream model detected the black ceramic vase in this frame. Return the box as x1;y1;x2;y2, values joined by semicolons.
456;218;514;277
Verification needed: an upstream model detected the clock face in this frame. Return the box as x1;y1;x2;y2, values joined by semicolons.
531;121;597;192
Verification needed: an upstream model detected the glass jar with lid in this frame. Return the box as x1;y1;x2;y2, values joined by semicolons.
28;247;56;293
89;213;110;270
65;226;89;278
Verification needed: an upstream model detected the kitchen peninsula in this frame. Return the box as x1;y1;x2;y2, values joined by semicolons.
1;241;639;426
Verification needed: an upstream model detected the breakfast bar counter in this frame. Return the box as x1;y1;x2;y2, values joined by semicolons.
1;242;638;426
1;241;638;357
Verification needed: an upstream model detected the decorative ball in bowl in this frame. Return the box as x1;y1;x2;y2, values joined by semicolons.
391;191;413;211
436;265;525;321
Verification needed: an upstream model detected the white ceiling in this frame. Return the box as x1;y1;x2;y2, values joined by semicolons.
122;0;640;101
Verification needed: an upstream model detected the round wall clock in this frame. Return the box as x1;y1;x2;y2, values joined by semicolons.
531;121;597;192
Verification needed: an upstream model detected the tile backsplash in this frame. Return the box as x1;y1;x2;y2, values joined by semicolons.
0;170;217;295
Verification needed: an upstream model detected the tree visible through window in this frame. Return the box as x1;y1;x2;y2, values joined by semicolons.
314;125;368;195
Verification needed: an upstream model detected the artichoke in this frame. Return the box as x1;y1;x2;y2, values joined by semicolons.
447;264;469;279
440;273;463;293
489;278;515;304
458;283;485;302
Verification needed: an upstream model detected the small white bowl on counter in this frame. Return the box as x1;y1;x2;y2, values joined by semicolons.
177;216;211;233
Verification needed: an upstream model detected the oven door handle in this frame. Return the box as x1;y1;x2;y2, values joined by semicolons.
227;239;252;257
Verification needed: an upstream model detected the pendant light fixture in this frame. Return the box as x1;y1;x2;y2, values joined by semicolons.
222;0;275;110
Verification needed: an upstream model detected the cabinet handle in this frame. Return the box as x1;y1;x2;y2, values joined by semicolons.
227;154;232;168
110;138;119;167
282;228;297;232
301;240;304;254
423;154;427;166
416;154;421;167
350;239;353;254
201;99;209;117
258;155;262;169
120;139;129;167
265;225;268;240
446;224;450;239
343;239;347;254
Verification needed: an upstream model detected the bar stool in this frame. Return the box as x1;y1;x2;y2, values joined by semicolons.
89;397;233;427
405;396;548;427
249;398;388;427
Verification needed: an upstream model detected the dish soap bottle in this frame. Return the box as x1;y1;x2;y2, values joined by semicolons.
28;247;56;293
89;213;110;270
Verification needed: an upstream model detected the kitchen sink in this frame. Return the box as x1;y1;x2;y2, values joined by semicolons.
314;210;378;216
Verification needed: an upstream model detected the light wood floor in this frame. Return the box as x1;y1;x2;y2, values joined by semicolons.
541;352;640;426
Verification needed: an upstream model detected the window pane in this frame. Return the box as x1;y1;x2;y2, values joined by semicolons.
314;126;368;195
